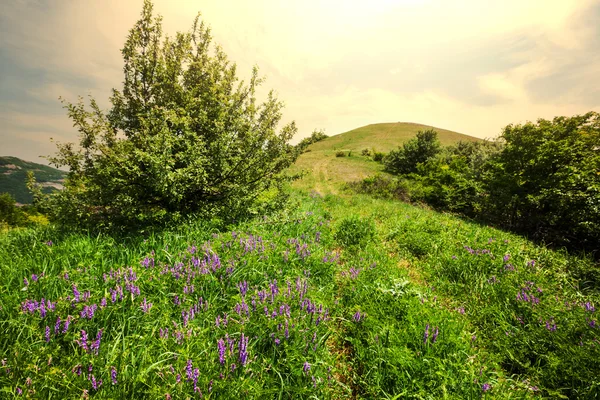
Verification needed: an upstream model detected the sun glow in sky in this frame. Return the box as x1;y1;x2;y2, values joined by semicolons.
1;0;599;163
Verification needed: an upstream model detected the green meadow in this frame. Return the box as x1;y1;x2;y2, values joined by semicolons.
2;147;599;398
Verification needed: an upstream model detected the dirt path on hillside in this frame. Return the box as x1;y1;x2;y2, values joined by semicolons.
313;157;338;196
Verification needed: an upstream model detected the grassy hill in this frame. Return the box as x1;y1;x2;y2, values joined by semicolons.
1;122;598;398
0;156;66;204
291;122;481;194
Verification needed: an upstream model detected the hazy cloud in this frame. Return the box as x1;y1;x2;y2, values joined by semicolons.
1;0;598;164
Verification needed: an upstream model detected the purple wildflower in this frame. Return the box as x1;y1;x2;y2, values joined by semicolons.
16;387;22;395
54;317;61;334
72;285;81;303
78;330;89;352
237;281;248;297
111;367;117;385
482;383;491;392
303;361;311;374
239;333;249;366
185;360;193;381
140;298;152;313
353;311;362;322
91;330;102;355
585;302;595;312
31;274;38;282
217;339;226;365
45;326;50;343
424;324;429;344
62;316;71;334
90;375;102;390
431;326;439;343
23;278;29;286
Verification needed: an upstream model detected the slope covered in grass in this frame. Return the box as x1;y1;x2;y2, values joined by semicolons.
310;122;480;154
291;122;480;194
1;190;598;398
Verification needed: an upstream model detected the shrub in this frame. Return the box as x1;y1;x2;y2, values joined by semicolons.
372;151;385;162
384;129;441;174
347;175;410;201
334;215;376;247
48;0;299;230
0;192;25;226
361;148;371;156
483;112;600;252
335;151;346;158
296;129;328;153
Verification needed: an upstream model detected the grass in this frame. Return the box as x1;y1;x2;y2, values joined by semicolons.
1;189;598;398
290;122;479;194
1;124;598;398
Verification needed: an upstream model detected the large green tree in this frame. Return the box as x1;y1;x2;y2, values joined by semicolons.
50;1;299;229
483;112;600;252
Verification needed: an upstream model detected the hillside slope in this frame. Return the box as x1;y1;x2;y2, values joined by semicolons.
291;122;481;194
0;156;65;204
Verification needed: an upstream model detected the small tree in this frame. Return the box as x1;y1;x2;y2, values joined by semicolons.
50;1;299;229
384;129;441;175
0;193;24;226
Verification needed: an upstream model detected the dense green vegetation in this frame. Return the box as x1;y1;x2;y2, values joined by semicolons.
2;1;599;399
0;156;65;204
354;114;600;256
47;1;298;231
1;191;598;398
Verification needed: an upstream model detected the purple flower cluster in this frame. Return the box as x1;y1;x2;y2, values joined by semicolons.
140;298;153;313
515;281;541;306
21;298;56;318
423;324;439;344
80;304;98;319
464;245;492;256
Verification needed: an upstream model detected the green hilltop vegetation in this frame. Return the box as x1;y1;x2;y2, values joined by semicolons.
310;122;480;153
1;1;599;398
291;122;480;194
0;156;65;204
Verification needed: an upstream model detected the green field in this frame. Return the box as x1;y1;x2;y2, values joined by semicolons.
1;125;599;398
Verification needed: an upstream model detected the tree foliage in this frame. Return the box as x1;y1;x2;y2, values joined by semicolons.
384;129;442;175
296;129;328;154
483;112;600;251
49;1;299;229
370;113;600;255
0;193;24;226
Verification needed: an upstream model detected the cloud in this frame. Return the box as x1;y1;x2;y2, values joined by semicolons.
0;0;599;164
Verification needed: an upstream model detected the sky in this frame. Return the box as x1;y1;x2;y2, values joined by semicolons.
1;0;599;164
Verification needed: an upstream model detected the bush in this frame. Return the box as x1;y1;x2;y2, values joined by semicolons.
48;0;299;230
361;148;371;156
0;192;25;226
483;112;600;252
384;129;441;174
296;129;328;153
372;151;385;162
335;151;346;158
334;215;375;247
346;175;410;201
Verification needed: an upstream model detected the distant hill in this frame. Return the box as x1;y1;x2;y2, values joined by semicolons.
308;122;481;153
291;122;482;194
0;156;66;204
